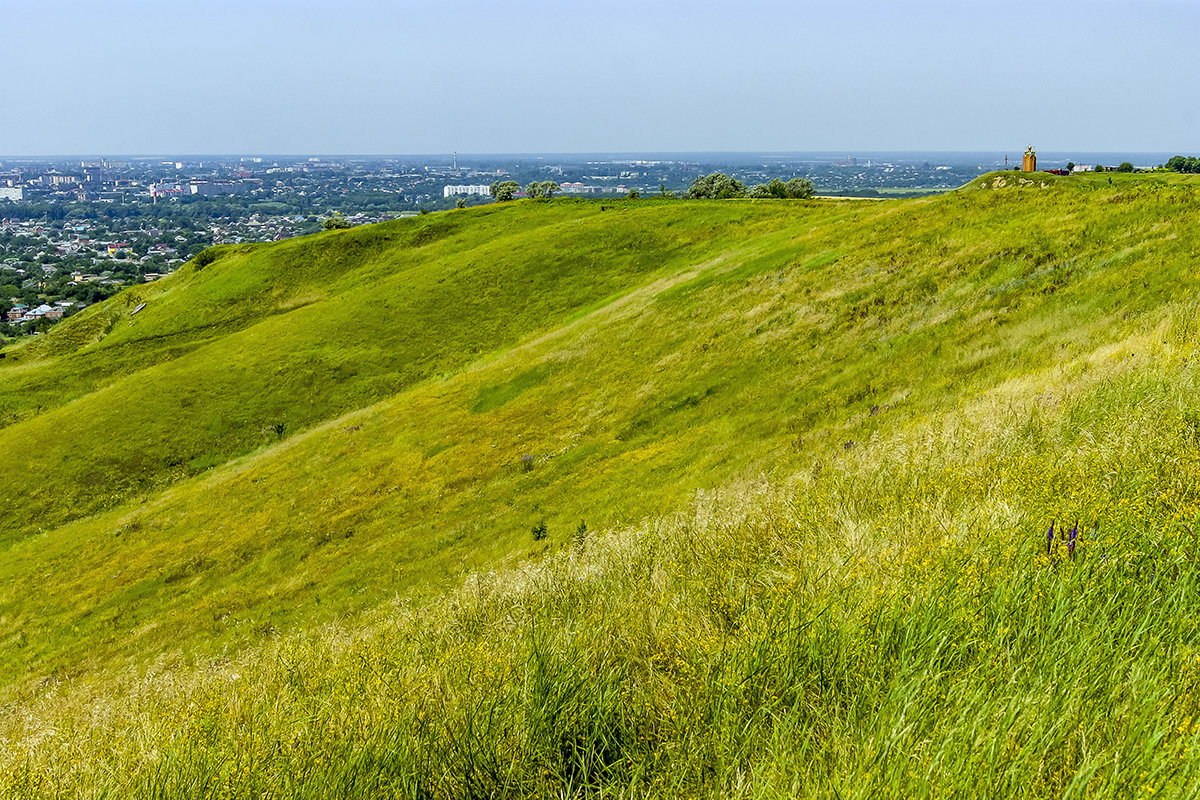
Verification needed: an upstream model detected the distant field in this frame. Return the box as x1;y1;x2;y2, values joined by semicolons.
5;171;1200;797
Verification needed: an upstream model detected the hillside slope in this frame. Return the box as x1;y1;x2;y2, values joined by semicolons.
4;173;1199;681
6;172;1200;797
1;201;794;540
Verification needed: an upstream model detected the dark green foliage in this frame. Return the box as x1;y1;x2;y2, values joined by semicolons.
524;181;560;199
1117;162;1135;173
190;247;221;270
531;518;548;540
685;172;746;199
490;181;521;201
323;216;352;230
750;177;815;199
1166;155;1200;174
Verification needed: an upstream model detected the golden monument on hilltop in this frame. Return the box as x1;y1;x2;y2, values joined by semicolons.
1022;146;1037;172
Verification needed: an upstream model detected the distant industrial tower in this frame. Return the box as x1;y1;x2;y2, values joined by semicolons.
1022;146;1037;172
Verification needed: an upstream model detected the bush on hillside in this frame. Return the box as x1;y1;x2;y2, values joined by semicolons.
190;247;221;270
524;181;560;199
686;172;746;199
750;177;815;199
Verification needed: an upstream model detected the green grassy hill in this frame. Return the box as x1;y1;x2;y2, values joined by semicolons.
6;171;1200;797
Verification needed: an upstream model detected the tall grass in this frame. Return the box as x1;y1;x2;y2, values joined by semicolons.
6;321;1200;797
7;175;1200;795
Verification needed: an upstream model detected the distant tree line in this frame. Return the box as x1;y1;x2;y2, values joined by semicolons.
1166;156;1200;174
685;173;814;200
488;181;562;201
0;195;311;224
485;172;816;203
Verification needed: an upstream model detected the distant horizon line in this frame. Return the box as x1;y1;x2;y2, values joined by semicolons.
0;149;1186;161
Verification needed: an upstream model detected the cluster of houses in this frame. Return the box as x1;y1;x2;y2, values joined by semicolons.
6;301;73;324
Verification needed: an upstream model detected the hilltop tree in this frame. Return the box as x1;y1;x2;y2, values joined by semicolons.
686;172;746;199
520;181;560;200
490;180;520;201
1166;155;1200;173
750;177;815;199
1116;162;1134;173
784;177;815;198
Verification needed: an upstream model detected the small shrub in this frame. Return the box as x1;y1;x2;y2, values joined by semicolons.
531;519;548;541
191;248;220;270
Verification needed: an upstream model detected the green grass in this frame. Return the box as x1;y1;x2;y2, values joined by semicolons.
5;174;1200;796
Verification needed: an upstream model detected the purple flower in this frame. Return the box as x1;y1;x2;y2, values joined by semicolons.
1047;521;1055;555
1068;521;1078;559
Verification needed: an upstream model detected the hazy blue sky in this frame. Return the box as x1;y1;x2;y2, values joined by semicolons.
4;0;1196;155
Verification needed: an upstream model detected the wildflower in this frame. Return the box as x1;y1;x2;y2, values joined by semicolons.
1068;520;1078;559
1047;521;1055;555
